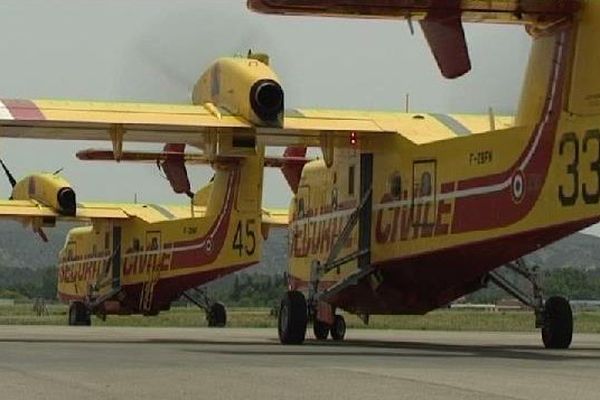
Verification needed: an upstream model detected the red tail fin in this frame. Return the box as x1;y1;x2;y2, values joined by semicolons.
281;146;307;194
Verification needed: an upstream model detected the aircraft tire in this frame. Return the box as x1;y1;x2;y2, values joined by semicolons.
313;319;330;340
278;291;307;345
330;315;346;341
207;302;227;327
68;301;91;326
542;296;573;349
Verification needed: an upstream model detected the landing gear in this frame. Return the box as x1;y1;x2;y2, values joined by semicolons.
330;314;346;341
542;296;573;349
207;302;227;328
278;291;307;344
486;259;574;349
313;319;330;340
68;301;91;326
183;288;228;328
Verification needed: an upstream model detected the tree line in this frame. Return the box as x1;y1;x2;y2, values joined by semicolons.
2;265;600;306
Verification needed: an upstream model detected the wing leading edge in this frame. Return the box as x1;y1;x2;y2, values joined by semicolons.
0;99;393;148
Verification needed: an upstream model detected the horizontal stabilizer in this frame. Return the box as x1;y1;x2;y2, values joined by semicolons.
76;148;311;168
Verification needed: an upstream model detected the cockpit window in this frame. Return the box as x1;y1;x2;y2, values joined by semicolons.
297;198;305;218
390;174;402;199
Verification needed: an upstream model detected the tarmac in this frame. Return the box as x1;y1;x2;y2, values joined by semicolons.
0;326;599;400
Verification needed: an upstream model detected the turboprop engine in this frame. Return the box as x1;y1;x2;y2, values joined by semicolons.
192;53;284;127
11;173;77;216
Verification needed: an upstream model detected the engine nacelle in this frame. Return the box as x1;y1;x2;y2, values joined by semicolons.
192;54;284;128
11;173;77;216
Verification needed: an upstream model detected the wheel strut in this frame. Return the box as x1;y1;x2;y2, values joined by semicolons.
486;258;573;349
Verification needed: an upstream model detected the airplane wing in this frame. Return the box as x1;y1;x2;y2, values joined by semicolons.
0;99;393;148
0;98;513;148
0;199;129;220
261;208;288;227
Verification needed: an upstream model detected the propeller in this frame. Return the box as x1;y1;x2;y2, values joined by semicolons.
0;158;17;189
136;23;269;101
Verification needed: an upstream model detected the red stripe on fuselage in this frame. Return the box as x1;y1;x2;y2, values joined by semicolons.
290;216;598;315
169;167;240;268
452;28;572;233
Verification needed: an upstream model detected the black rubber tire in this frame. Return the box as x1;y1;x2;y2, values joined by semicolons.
207;302;227;327
330;314;346;341
68;301;91;326
313;319;330;340
542;296;573;349
278;291;307;345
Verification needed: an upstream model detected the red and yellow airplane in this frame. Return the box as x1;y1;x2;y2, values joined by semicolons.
246;0;598;349
0;54;321;326
0;0;594;351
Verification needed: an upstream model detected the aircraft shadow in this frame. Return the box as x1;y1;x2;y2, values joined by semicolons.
184;337;600;362
2;335;600;362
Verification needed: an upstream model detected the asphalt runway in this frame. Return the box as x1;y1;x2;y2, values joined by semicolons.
1;327;599;400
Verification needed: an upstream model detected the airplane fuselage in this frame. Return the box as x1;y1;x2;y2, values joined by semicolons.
57;156;266;316
288;18;600;316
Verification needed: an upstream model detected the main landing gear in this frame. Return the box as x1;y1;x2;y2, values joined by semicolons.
277;290;347;344
487;259;573;349
278;291;307;344
68;301;91;326
183;288;227;327
279;187;373;345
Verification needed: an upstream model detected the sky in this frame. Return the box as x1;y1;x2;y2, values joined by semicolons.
3;1;595;234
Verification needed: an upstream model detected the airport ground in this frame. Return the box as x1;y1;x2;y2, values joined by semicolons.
0;326;599;400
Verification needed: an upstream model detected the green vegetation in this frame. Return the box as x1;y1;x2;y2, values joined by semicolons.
0;266;57;300
208;273;287;308
1;303;600;333
468;267;600;303
2;263;600;334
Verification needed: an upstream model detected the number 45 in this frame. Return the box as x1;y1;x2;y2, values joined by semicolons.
233;219;256;256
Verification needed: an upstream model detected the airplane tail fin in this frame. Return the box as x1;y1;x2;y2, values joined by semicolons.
517;2;600;125
280;146;307;194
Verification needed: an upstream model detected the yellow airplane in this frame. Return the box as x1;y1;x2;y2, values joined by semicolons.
0;0;593;351
244;0;596;349
0;53;324;326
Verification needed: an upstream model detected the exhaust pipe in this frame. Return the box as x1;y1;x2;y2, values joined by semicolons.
57;187;77;216
250;79;284;123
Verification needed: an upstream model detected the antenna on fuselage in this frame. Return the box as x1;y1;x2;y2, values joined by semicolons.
488;107;496;131
406;15;415;35
405;93;410;113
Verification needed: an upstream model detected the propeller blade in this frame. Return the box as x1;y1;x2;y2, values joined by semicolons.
35;228;49;243
0;158;17;188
